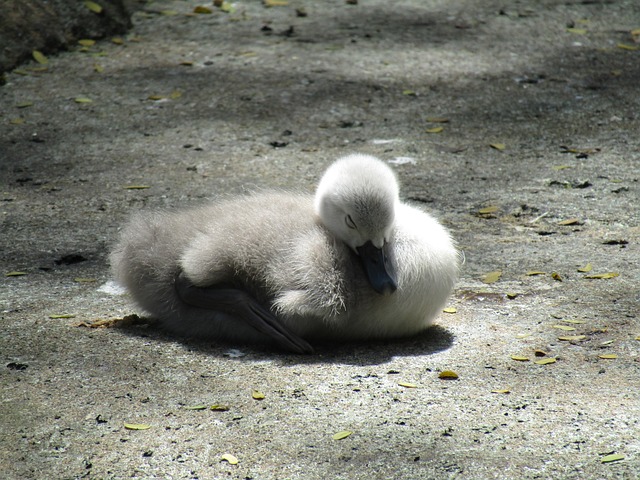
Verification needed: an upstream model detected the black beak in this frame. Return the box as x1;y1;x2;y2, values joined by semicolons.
356;240;398;295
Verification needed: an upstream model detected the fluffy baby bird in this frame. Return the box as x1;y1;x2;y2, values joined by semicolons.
110;154;459;353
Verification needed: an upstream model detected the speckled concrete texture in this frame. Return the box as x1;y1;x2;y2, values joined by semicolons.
1;1;639;478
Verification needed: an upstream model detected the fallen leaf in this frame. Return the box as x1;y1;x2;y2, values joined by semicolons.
160;10;179;16
600;340;615;346
562;319;586;324
402;89;417;96
16;101;34;108
184;404;208;410
332;430;353;440
74;97;93;104
49;314;76;319
490;143;506;151
84;1;103;14
398;381;418;388
551;272;562;281
79;39;96;47
478;206;499;215
566;27;587;34
10;118;25;125
442;307;457;314
219;2;235;13
148;94;165;100
553;325;576;331
617;43;639;51
526;271;546;276
534;357;556;365
515;333;531;339
32;50;48;64
111;37;124;45
264;0;289;6
252;390;265;400
220;453;239;464
94;64;104;73
491;389;510;394
169;90;182;99
482;270;502;284
584;272;619;279
74;277;97;283
438;370;459;380
558;335;587;342
601;453;624;463
577;263;592;272
510;355;529;362
124;423;151;430
558;218;580;226
5;271;27;276
598;354;618;359
194;6;213;14
506;292;519;299
635;336;640;341
425;126;444;134
210;404;230;411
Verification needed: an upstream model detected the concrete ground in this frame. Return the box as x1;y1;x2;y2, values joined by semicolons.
1;0;639;478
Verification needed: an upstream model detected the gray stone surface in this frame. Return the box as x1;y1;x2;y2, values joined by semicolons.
1;0;639;478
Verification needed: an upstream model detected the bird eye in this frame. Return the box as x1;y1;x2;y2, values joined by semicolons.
345;215;357;229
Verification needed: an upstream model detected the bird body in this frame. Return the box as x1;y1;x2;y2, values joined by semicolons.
110;154;459;352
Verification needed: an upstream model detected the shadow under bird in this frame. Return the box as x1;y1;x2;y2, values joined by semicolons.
110;154;459;353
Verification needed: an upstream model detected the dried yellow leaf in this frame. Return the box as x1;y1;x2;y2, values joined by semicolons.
194;6;213;14
482;270;502;284
111;37;124;45
551;272;562;281
601;453;624;463
598;354;618;359
558;335;587;342
398;381;418;388
438;370;459;380
478;206;499;215
526;271;546;276
632;28;640;36
184;404;208;410
78;39;96;47
210;404;230;411
515;333;531;339
442;307;457;314
490;143;506;151
264;0;289;5
84;1;103;14
562;319;585;324
617;43;639;51
148;94;164;100
402;89;417;96
124;423;151;430
585;272;619;279
94;64;104;73
6;271;27;276
506;292;518;299
635;336;640;341
577;263;593;272
566;28;587;34
510;355;529;362
74;97;93;104
220;453;239;464
16;101;34;108
10;118;26;125
491;389;510;394
558;218;580;226
169;90;182;99
553;325;575;331
534;357;556;365
49;314;76;319
160;10;179;16
332;430;353;440
251;390;265;400
32;50;48;64
425;126;444;134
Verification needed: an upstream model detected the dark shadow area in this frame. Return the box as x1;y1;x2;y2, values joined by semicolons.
113;316;454;366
